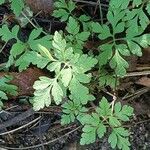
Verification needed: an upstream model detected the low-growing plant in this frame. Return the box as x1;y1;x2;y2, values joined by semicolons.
0;75;17;109
0;0;150;149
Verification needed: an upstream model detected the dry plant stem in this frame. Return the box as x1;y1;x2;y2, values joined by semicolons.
21;11;47;35
73;0;109;7
125;70;150;77
0;116;41;136
0;42;7;53
134;118;150;125
111;76;118;113
98;0;103;24
102;89;115;99
122;87;149;102
136;66;150;71
0;126;81;150
111;94;117;113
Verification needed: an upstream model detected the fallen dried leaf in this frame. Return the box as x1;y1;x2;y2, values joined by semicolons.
136;77;150;88
0;67;48;97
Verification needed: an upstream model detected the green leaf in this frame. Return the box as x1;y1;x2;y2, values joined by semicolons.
52;31;66;51
69;76;94;104
91;22;103;33
96;97;111;116
61;68;72;87
15;51;50;71
110;50;129;76
75;73;91;83
28;29;52;51
0;0;5;5
0;75;18;97
127;40;142;56
139;10;149;30
0;25;19;42
109;0;130;9
146;3;150;15
10;0;24;16
52;9;69;21
33;77;62;110
99;69;118;89
74;54;98;73
116;44;130;56
33;76;64;110
114;22;125;33
10;42;26;58
97;123;106;138
33;76;52;90
61;100;87;125
66;17;80;35
109;127;130;150
80;126;96;145
33;88;51;111
109;116;121;127
52;0;76;21
114;128;131;150
28;28;42;41
114;127;130;137
52;81;63;105
107;9;126;28
68;0;76;12
47;62;61;72
133;34;150;48
61;114;75;125
0;91;8;100
125;8;149;32
133;0;142;6
98;44;113;67
115;103;134;121
79;15;90;22
38;45;54;61
108;132;117;148
75;32;90;42
98;25;112;40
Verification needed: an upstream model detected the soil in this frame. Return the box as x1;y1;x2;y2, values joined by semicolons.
0;0;150;150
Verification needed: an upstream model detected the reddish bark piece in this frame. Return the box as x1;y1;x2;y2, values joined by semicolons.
25;0;54;16
0;68;48;97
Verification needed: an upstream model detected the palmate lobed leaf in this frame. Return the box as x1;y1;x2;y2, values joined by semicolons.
10;42;26;58
98;44;113;67
33;76;64;110
0;76;18;109
0;25;19;42
52;0;76;21
110;50;129;77
80;113;102;145
99;70;118;89
66;17;80;35
52;9;69;22
10;0;24;16
108;127;130;150
74;54;98;73
61;100;88;125
52;31;66;52
28;29;52;51
0;0;24;16
0;75;18;96
96;97;111;116
69;76;95;105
